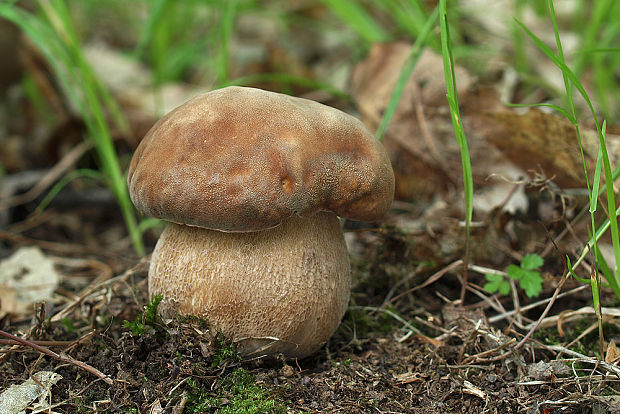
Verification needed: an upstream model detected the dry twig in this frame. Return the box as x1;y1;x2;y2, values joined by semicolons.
489;284;589;324
387;259;463;306
0;329;113;385
525;306;620;330
50;257;148;323
515;269;569;350
0;142;92;210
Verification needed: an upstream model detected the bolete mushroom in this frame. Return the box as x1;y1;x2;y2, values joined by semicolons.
128;86;394;358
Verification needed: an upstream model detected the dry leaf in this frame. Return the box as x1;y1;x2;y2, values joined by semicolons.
350;43;527;217
351;42;620;217
527;360;570;381
606;341;620;364
469;107;589;188
0;371;62;414
414;333;443;348
149;399;163;414
0;246;60;317
351;43;476;201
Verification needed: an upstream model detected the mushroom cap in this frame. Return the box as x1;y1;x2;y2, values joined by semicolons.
128;86;394;232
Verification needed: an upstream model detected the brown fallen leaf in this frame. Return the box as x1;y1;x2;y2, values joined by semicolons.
350;43;475;201
606;340;620;364
351;42;620;210
350;43;525;213
467;106;597;189
0;246;60;317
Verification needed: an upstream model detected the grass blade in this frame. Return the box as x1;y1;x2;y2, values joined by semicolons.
1;0;145;255
320;0;389;44
376;6;439;141
439;0;473;303
216;0;238;85
519;1;620;305
36;169;104;212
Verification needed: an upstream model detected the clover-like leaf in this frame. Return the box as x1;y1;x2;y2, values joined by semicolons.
519;269;543;297
484;273;511;296
521;254;544;270
506;264;526;280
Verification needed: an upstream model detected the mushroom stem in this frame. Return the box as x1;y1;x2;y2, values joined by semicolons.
149;211;351;358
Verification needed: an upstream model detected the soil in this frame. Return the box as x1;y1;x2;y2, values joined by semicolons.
1;204;619;413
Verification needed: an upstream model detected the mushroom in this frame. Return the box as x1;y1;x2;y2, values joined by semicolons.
128;86;394;358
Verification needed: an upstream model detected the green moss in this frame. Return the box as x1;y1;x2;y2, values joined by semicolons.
60;317;77;334
186;369;286;414
211;333;241;367
176;314;211;329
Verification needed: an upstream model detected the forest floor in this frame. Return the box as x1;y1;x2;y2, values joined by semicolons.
1;199;619;413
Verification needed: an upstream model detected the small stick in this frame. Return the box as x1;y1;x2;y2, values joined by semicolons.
489;284;589;323
50;258;148;323
504;278;522;333
463;338;517;364
0;142;92;209
0;230;97;255
0;329;113;385
514;268;569;350
388;259;463;305
0;339;73;347
544;344;620;379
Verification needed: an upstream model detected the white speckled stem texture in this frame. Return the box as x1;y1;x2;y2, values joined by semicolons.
149;211;351;358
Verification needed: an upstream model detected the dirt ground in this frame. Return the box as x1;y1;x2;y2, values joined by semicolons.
1;204;620;413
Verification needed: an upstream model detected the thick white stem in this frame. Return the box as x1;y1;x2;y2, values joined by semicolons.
149;211;350;358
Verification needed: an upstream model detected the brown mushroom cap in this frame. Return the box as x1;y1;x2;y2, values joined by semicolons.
128;86;394;232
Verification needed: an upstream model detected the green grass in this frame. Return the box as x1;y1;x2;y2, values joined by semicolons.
439;0;474;302
134;0;243;113
319;0;390;44
36;169;104;212
0;0;143;255
375;6;439;141
512;3;620;306
374;0;439;46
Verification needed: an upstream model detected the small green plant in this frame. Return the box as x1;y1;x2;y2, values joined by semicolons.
60;317;77;334
122;294;164;336
484;254;544;298
211;334;240;367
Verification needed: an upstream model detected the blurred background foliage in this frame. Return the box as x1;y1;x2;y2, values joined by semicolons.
0;0;619;255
